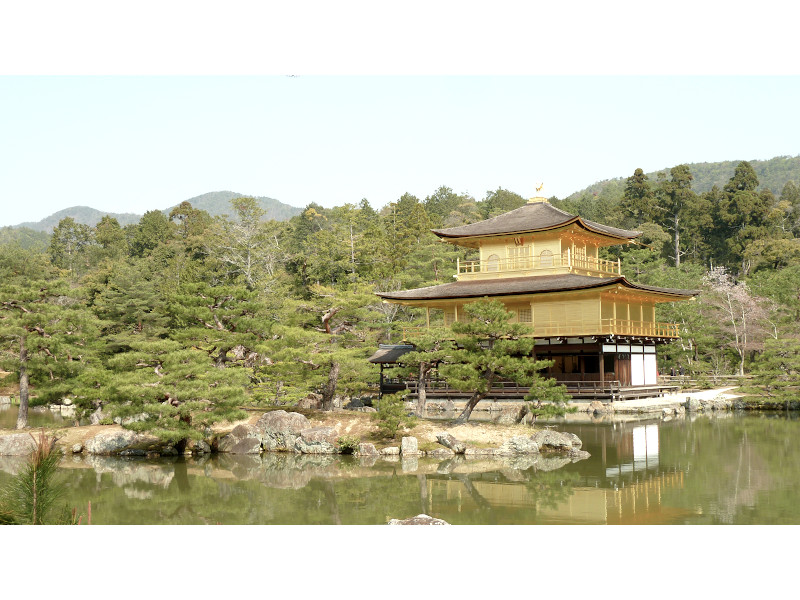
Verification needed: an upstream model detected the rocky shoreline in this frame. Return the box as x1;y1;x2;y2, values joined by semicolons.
0;409;590;465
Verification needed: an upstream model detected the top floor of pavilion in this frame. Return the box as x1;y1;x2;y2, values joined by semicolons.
433;196;642;281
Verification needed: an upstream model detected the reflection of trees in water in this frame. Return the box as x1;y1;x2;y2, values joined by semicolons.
24;415;800;524
523;469;580;511
659;415;800;524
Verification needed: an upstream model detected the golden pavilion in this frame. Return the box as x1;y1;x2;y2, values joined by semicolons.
372;193;698;399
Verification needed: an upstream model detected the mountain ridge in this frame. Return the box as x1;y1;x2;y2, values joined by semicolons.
568;155;800;200
13;191;304;232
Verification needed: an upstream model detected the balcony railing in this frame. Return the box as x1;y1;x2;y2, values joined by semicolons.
457;250;621;278
402;319;680;341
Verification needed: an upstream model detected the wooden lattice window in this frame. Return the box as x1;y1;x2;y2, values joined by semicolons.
518;307;532;323
507;245;530;269
539;249;554;268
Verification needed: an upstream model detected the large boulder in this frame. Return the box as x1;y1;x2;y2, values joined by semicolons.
568;449;591;461
388;514;450;525
530;429;579;452
436;432;466;454
297;393;323;410
83;429;160;455
294;427;339;454
498;436;540;455
0;433;39;456
685;397;701;412
256;410;310;451
464;447;499;456
357;442;379;456
587;401;610;415
401;436;420;455
562;432;582;449
426;448;456;458
218;423;262;453
227;438;263;455
89;406;107;425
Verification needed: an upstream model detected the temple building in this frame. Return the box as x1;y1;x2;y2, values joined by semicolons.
372;194;699;400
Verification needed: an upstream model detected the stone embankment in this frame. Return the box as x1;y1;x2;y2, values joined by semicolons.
0;409;589;461
575;393;735;421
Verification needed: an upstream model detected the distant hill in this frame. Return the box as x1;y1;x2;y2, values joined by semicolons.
164;191;303;222
12;191;303;232
568;155;800;200
16;206;142;233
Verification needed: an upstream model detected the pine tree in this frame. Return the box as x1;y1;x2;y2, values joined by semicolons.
0;251;108;428
622;168;657;227
427;299;570;423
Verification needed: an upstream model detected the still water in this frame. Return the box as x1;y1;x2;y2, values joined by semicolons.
0;403;73;430
2;412;799;524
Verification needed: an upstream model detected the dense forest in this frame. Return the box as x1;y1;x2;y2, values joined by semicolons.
2;159;799;445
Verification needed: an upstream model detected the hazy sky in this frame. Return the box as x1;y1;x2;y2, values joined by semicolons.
2;2;799;228
2;75;799;227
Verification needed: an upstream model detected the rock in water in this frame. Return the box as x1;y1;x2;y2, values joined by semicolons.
436;432;466;454
401;436;420;455
227;438;263;455
498;436;540;455
0;433;39;456
530;429;579;452
294;427;339;454
357;442;379;456
388;514;450;525
83;429;159;455
218;423;263;453
256;410;310;451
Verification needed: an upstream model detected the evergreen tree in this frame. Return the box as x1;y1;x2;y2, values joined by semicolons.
428;299;570;423
621;168;657;227
480;188;527;219
48;217;94;277
130;210;173;258
0;271;108;427
655;165;696;267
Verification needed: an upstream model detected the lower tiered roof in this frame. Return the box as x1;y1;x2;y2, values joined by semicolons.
376;273;699;302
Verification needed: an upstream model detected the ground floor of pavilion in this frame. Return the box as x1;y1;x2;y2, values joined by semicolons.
369;336;681;402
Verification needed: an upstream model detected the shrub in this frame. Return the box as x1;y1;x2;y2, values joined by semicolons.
0;430;69;524
337;435;359;455
373;393;416;439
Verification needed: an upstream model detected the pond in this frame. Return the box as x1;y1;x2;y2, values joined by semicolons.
2;411;800;524
0;403;75;430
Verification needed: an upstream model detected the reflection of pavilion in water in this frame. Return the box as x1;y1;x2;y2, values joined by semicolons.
429;422;694;524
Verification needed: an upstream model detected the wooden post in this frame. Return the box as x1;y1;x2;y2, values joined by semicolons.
426;307;430;328
617;258;621;275
454;304;458;323
600;347;604;384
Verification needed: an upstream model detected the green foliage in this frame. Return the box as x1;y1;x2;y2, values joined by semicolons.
0;432;68;525
430;299;571;423
49;216;94;276
337;435;360;454
373;393;416;439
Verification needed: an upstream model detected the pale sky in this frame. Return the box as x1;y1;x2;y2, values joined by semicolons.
1;3;799;227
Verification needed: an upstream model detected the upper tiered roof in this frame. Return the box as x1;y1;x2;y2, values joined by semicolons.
432;199;642;241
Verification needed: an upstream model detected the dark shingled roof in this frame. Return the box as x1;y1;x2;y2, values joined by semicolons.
376;274;699;301
431;201;641;240
368;344;415;363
